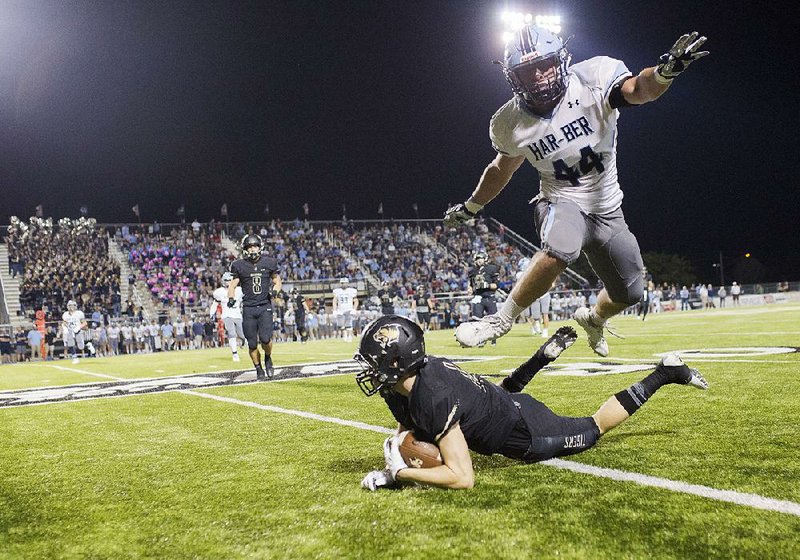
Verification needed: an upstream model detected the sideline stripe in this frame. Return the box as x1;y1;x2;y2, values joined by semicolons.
183;390;800;518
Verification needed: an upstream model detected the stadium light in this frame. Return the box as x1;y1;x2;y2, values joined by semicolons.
745;252;751;258
499;11;563;44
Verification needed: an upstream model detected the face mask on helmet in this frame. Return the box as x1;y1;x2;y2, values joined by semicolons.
222;272;234;287
241;235;263;262
473;252;488;265
354;315;426;396
502;24;571;110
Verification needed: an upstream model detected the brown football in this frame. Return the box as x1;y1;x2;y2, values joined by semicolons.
398;431;443;469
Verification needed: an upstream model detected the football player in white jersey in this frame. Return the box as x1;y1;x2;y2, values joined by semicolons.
332;277;358;342
61;300;96;363
211;271;245;362
446;26;708;356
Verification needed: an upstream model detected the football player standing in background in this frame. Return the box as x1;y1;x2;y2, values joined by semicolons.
61;299;96;363
332;277;358;342
228;234;281;379
212;271;244;362
445;26;708;356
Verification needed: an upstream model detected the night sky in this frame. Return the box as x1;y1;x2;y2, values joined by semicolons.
1;1;798;281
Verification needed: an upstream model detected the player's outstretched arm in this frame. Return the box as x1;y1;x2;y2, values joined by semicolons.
394;424;474;489
444;153;525;227
621;32;709;105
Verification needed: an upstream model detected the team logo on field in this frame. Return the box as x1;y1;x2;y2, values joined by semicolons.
0;357;488;408
373;325;400;348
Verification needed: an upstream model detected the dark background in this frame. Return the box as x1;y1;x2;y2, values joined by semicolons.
1;1;797;281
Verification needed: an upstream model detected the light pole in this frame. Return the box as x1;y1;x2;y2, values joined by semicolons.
712;251;725;287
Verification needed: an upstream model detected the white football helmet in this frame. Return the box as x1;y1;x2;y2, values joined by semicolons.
67;300;78;312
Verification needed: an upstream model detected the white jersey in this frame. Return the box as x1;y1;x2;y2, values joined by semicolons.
212;286;243;320
333;287;358;314
490;56;631;214
62;310;85;336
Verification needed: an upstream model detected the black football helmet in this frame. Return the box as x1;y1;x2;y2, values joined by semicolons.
355;315;426;396
241;234;263;262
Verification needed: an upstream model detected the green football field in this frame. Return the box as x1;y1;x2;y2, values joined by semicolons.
2;304;799;559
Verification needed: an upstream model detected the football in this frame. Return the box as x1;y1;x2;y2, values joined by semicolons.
398;432;443;469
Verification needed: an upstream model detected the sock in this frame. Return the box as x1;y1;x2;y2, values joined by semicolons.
614;364;676;415
499;296;526;323
589;308;606;326
501;347;553;393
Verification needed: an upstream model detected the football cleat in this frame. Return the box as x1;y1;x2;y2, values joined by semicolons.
454;314;512;347
658;353;709;390
255;365;266;380
574;307;624;357
540;326;577;360
232;353;240;362
264;356;274;379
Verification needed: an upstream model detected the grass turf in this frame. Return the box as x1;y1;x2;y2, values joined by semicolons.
1;304;799;558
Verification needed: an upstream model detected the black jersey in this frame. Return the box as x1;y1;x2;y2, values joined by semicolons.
293;293;306;316
383;357;521;456
229;256;279;307
378;288;396;313
414;294;430;313
469;263;500;295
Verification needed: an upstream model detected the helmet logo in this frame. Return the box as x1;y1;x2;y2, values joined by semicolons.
373;325;400;349
520;51;540;63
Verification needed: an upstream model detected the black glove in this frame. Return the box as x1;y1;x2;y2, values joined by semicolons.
443;202;478;227
270;289;280;299
655;32;709;82
227;297;236;308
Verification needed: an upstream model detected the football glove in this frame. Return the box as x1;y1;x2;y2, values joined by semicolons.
383;432;409;478
443;202;479;227
227;297;236;308
655;32;709;83
360;469;394;491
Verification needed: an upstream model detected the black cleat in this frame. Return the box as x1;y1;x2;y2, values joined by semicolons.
264;356;274;379
255;365;266;380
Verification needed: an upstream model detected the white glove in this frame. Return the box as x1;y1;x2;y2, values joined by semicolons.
360;469;394;491
383;432;409;478
655;32;709;83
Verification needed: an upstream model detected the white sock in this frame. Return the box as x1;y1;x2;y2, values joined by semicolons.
589;308;607;326
229;338;238;353
499;297;526;323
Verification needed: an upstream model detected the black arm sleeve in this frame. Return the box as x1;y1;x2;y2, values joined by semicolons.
608;76;636;110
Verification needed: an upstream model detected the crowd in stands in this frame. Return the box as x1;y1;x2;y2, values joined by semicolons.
4;215;794;365
6;217;122;320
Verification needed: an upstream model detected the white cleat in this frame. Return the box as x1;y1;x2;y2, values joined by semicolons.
541;328;549;338
232;354;240;362
574;307;610;357
454;314;512;348
72;358;80;364
660;353;709;390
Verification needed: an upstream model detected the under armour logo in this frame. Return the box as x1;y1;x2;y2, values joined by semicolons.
567;99;580;108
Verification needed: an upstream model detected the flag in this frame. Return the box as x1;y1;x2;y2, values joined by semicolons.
342;203;347;220
132;204;140;217
377;203;383;215
303;202;309;217
264;203;270;215
177;204;185;216
221;203;228;217
79;206;88;216
35;205;43;218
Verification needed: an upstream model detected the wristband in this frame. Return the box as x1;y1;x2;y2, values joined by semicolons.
464;200;484;214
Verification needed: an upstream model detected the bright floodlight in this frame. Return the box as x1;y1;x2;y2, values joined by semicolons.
499;12;562;43
535;15;561;34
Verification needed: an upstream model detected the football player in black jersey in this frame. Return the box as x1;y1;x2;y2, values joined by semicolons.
356;316;708;490
291;288;309;343
228;234;282;379
377;280;397;316
468;252;500;318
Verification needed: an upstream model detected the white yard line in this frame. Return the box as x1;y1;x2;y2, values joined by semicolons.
183;390;800;518
47;365;124;381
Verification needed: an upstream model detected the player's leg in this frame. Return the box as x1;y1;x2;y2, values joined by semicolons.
540;293;551;337
258;307;275;378
242;307;264;377
593;354;708;434
224;318;240;361
500;326;576;392
577;209;644;356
